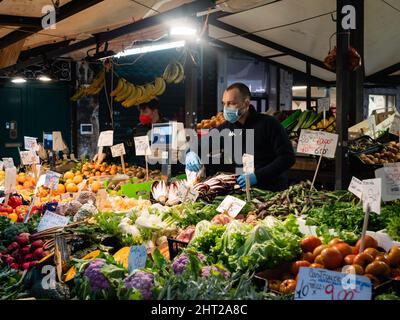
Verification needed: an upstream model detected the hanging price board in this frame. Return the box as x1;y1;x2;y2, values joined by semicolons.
128;245;147;273
295;267;372;300
111;143;126;157
297;130;338;159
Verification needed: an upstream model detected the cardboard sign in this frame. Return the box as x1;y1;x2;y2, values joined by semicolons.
134;136;151;156
4;167;17;194
362;178;381;214
20;150;39;165
242;153;254;174
52;131;65;151
2;158;14;169
111;143;126;157
37;211;70;232
128;245;147;273
176;184;199;203
44;171;62;190
375;165;400;202
297;130;338;159
348;176;363;199
294;267;372;300
24;136;39;151
374;113;400;136
97;130;114;147
216;195;246;218
317;98;330;113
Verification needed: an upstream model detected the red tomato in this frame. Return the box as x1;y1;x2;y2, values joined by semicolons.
313;245;329;259
291;260;311;275
354;235;378;253
310;263;324;268
353;252;374;268
344;254;356;265
279;279;297;294
332;243;353;257
301;236;322;253
328;238;344;246
301;252;315;263
321;247;343;269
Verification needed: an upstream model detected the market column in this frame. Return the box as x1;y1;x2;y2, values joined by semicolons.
335;0;356;189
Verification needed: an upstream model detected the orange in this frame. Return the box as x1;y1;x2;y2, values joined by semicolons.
39;188;49;198
95;171;101;176
66;183;78;193
56;184;65;194
64;171;74;180
90;181;102;193
16;185;23;191
73;175;83;184
23;180;32;189
17;175;26;184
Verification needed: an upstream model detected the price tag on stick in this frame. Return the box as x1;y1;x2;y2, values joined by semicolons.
2;158;14;169
242;154;254;202
111;143;126;173
44;171;62;190
361;178;381;214
20;150;39;166
24;136;39;151
348;176;363;199
4;166;17;204
217;195;246;218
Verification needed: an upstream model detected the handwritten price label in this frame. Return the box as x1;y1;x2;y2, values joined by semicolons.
44;171;62;190
111;143;126;157
216;195;246;218
134;136;150;156
348;176;363;199
242;153;254;174
128;245;147;273
37;211;70;232
376;165;400;202
317;98;330;113
24;136;39;151
20;151;39;165
97;130;114;147
295;267;372;300
176;184;199;203
297;130;338;159
362;178;381;214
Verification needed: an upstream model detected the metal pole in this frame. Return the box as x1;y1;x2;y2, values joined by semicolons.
306;62;312;110
335;0;351;190
184;44;198;129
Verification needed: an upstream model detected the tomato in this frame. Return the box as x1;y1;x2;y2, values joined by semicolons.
387;246;400;267
301;252;314;263
301;236;322;253
313;244;328;259
353;252;374;267
310;263;324;269
291;260;311;275
279;279;297;294
354;235;378;253
268;280;281;292
281;273;293;281
363;248;379;258
344;254;356;265
0;205;13;213
365;261;390;278
321;247;343;269
351;264;364;275
332;243;353;257
328;238;344;246
314;254;324;266
364;274;380;287
375;254;390;265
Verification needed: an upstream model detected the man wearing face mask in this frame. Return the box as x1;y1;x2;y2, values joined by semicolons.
185;82;295;191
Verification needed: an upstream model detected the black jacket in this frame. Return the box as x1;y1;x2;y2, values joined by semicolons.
204;105;295;191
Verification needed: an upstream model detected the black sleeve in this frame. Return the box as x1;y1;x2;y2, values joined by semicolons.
255;117;295;181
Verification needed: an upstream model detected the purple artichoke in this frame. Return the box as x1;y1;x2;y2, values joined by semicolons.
171;253;206;275
124;271;154;300
201;266;230;279
83;259;110;293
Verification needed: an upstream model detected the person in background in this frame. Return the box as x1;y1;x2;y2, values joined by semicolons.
134;99;168;137
185;82;295;191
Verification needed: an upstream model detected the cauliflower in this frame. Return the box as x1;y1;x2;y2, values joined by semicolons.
135;212;167;230
124;271;154;300
83;259;110;293
171;253;205;275
201;266;230;279
73;202;98;222
119;217;142;239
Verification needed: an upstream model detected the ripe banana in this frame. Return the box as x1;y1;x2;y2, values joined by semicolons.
115;82;133;102
155;78;166;96
122;85;139;108
91;70;105;88
114;81;128;101
173;62;185;84
145;83;155;97
70;87;86;101
110;78;125;97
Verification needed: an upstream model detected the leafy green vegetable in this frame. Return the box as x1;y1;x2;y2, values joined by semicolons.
375;292;400;300
169;202;218;229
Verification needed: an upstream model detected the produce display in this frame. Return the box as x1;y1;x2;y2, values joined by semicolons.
358;141;400;165
1;158;400;301
281;110;336;134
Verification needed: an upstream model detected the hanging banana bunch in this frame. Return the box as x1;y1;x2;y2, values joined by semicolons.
70;70;105;101
162;61;185;84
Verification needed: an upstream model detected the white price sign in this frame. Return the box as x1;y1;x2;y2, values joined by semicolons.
297;130;338;159
375;165;400;202
111;143;126;157
216;195;246;218
0;161;3;171
37;211;70;232
134;136;150;156
317;98;330;113
295;267;372;300
44;170;62;190
368;115;377;138
362;178;381;214
242;153;254;174
348;176;363;199
2;158;14;169
4;167;17;194
24;136;39;151
97;130;114;147
20;150;39;165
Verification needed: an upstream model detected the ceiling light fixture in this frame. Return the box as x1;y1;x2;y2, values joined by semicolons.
114;40;186;58
38;75;52;82
11;77;27;84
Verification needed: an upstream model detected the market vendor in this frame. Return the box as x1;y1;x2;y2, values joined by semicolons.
185;82;295;191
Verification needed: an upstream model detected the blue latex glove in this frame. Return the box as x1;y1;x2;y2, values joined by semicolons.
237;173;257;189
185;151;201;172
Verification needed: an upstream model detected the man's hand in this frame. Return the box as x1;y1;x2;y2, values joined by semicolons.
185;151;202;172
237;173;257;189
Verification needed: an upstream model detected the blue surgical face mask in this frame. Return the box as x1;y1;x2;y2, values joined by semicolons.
224;107;241;123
